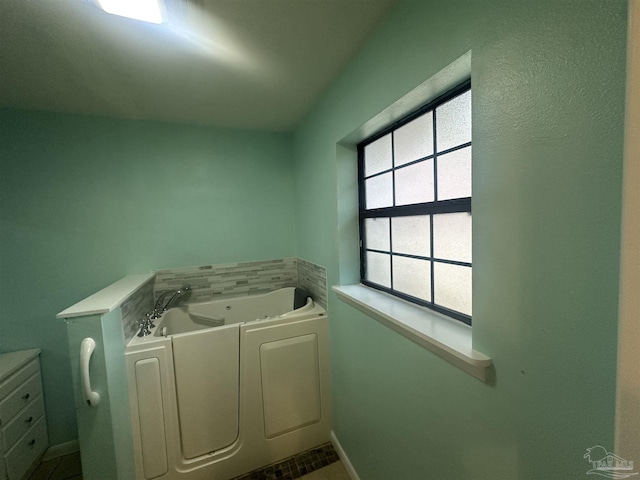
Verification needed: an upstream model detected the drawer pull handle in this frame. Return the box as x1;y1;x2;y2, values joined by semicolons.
27;439;36;447
22;393;30;401
25;416;33;424
80;338;100;407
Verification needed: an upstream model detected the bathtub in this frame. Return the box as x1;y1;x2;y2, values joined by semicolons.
148;287;322;337
125;288;331;480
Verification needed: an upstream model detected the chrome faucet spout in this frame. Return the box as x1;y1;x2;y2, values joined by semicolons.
159;284;191;312
150;285;191;319
153;291;173;313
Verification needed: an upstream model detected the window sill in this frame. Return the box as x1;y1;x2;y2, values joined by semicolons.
332;284;492;382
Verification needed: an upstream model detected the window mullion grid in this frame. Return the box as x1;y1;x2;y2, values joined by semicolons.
429;213;435;306
357;144;367;282
360;197;471;219
430;108;438;306
389;131;396;291
432;109;439;203
358;81;471;324
366;249;471;267
361;141;471;183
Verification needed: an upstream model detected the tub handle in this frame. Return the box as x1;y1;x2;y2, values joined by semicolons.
80;338;100;407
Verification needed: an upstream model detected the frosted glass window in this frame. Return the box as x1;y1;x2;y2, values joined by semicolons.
437;146;471;200
436;90;471;152
365;252;391;288
365;173;393;209
358;82;471;323
434;263;472;316
364;218;390;251
393;256;431;301
395;160;434;206
394;113;434;167
391;215;430;257
433;212;472;263
364;134;392;177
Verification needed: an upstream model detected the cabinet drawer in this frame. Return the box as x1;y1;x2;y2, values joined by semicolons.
0;374;42;427
2;395;44;450
0;360;39;403
5;416;47;480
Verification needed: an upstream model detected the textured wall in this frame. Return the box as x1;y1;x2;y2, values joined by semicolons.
0;110;296;445
293;0;627;478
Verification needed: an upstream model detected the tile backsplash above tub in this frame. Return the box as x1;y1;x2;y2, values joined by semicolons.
120;280;154;342
297;258;327;309
153;257;327;308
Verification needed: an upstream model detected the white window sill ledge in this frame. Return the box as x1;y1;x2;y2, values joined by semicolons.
332;284;492;382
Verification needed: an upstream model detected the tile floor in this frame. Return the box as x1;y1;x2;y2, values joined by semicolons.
27;451;350;480
232;442;340;480
27;451;83;480
300;461;350;480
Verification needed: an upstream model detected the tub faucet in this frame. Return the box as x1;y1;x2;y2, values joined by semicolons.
152;285;191;316
137;314;154;337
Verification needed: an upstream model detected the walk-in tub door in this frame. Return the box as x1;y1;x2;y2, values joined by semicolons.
260;334;321;438
171;324;240;459
241;315;331;464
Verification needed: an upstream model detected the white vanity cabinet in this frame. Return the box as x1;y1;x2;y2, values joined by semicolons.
0;349;48;480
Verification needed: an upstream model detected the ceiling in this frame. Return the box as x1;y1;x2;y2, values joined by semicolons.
0;0;397;132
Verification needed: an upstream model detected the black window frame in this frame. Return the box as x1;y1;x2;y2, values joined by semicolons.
357;80;472;325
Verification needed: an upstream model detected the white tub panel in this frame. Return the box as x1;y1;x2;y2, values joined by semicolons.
125;289;330;480
260;334;321;438
134;358;168;480
172;324;239;459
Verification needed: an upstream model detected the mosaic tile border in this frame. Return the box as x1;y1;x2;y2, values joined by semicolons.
153;258;327;308
231;442;339;480
120;258;327;340
297;258;327;309
153;258;298;304
120;280;154;343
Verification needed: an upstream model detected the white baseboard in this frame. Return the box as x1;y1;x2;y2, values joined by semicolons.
331;431;360;480
42;439;80;461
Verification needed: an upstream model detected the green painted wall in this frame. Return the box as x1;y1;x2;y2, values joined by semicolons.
0;109;296;446
0;1;628;476
293;1;627;478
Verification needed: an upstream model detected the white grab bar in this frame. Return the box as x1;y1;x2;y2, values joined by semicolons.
80;338;100;407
